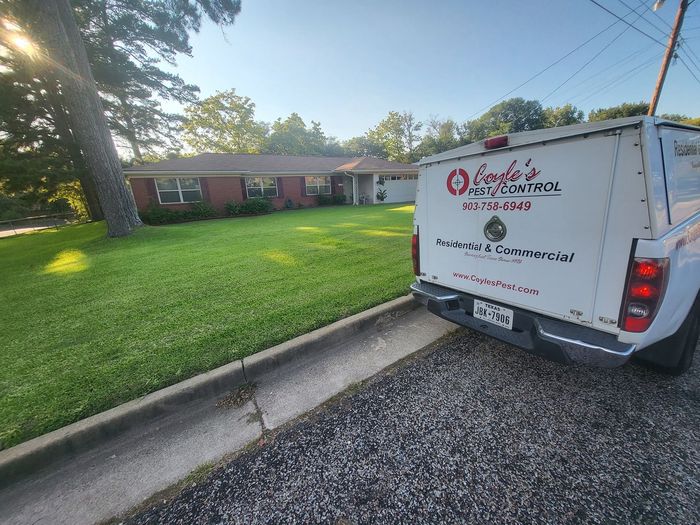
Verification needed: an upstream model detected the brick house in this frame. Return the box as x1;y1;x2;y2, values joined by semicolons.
125;153;419;213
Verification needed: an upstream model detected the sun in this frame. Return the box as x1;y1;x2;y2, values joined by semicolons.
11;35;33;53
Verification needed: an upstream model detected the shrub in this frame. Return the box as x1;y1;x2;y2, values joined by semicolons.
239;197;273;215
316;194;334;206
332;194;347;205
140;205;184;225
376;188;388;202
185;201;217;219
0;196;31;221
225;201;241;216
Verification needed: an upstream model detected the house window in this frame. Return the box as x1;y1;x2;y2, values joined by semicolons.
245;177;278;198
378;174;417;183
305;176;331;195
156;177;202;203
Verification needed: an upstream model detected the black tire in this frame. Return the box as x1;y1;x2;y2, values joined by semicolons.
669;308;699;375
634;302;699;376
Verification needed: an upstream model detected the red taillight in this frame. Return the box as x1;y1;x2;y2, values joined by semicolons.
484;135;508;149
633;260;660;280
411;232;420;276
629;283;659;299
621;258;668;332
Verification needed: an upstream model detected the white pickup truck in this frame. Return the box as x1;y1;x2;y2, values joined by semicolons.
411;116;700;374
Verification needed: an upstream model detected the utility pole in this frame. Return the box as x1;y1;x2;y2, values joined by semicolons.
648;0;688;116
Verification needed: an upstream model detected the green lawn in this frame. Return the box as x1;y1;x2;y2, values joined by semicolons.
0;204;415;450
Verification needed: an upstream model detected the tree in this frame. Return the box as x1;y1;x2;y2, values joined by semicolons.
588;102;689;122
71;0;241;162
181;89;268;154
366;111;421;163
542;104;584;128
342;135;386;158
4;0;242;225
464;98;544;142
24;0;142;236
415;117;461;157
399;111;423;162
588;101;649;121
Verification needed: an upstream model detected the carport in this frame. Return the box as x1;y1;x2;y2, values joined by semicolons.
334;158;419;205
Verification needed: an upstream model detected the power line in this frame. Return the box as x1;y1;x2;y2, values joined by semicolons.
465;7;641;119
618;0;671;37
541;18;643;103
576;52;665;105
680;35;700;66
678;40;700;73
587;0;669;47
678;54;700;84
551;44;657;104
633;0;674;32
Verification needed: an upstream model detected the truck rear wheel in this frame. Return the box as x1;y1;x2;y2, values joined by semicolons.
671;309;699;375
634;301;699;376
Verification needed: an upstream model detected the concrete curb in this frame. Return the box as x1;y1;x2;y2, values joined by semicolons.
0;295;419;488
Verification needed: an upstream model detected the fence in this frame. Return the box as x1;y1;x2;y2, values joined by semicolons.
0;213;78;238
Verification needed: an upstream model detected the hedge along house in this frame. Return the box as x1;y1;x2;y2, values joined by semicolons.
125;153;419;213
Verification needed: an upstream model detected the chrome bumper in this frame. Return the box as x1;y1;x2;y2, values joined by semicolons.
411;281;636;368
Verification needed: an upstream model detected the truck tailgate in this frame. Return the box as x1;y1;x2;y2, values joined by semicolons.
422;132;630;325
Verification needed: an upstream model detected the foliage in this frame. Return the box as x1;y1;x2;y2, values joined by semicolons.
682;117;700;126
71;0;242;160
415;117;462;158
366;111;421;163
225;200;240;216
139;204;184;225
332;194;347;205
464;98;544;142
0;205;415;448
376;188;388;202
2;0;241;221
543;104;584;128
237;197;274;215
342;135;386;158
140;200;218;224
188;200;217;219
51;181;89;220
182;89;268;154
588;101;649;121
316;194;334;206
0;195;32;221
264;113;342;156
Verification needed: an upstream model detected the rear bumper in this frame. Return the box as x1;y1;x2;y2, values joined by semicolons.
411;281;636;368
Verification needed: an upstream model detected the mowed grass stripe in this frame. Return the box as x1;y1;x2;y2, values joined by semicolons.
0;204;415;449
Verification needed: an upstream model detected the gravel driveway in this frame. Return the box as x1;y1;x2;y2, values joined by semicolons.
127;330;699;524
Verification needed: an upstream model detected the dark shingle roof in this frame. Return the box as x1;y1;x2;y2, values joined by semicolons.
125;153;417;174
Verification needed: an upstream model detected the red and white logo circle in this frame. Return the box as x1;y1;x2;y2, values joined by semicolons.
447;168;469;196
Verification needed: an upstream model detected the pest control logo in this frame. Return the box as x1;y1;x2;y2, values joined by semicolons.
447;168;469;196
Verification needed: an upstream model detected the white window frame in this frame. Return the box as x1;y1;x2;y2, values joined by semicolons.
155;177;202;204
245;177;278;198
305;176;332;195
378;174;417;183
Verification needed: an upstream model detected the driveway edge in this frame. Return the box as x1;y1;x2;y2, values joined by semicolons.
0;295;419;488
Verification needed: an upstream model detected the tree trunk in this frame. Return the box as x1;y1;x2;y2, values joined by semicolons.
43;77;104;220
28;0;142;237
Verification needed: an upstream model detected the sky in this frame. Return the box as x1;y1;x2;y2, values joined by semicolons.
164;0;700;141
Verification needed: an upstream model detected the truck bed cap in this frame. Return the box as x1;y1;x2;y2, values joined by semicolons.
419;116;698;165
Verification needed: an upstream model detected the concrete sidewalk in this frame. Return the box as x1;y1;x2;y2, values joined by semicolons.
0;308;455;525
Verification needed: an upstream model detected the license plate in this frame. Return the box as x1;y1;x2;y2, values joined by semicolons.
473;300;513;330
